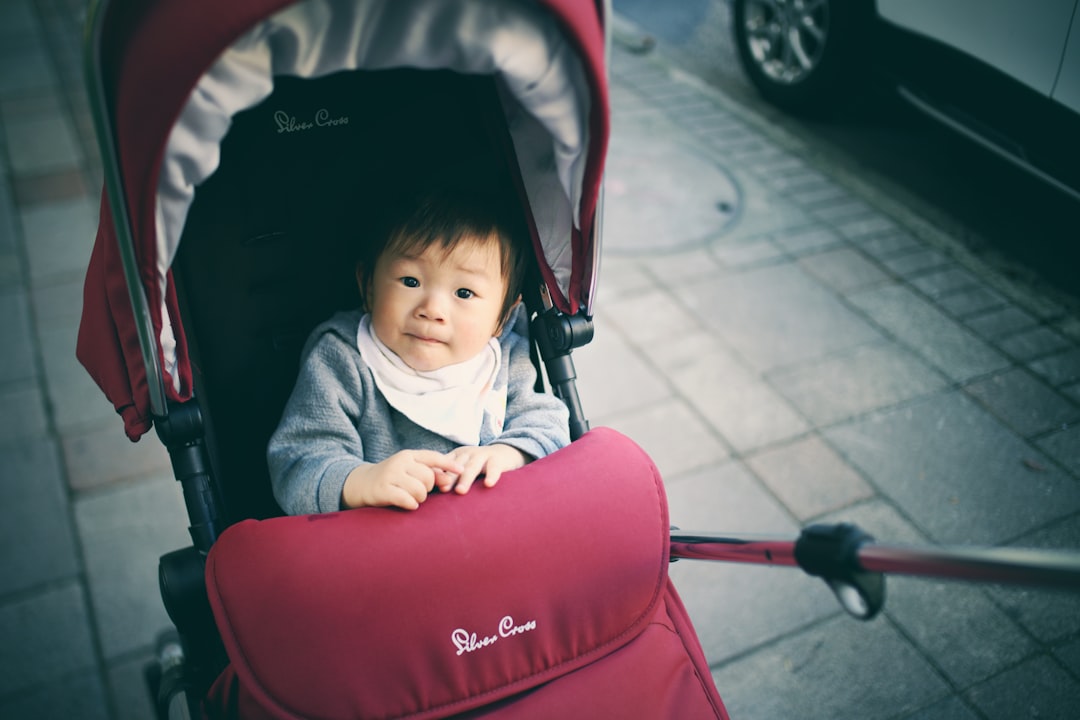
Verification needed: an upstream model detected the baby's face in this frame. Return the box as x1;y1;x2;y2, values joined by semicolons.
364;235;508;372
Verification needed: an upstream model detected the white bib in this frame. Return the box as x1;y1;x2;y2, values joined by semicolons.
356;315;506;446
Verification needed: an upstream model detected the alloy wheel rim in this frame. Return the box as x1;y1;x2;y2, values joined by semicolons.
743;0;830;85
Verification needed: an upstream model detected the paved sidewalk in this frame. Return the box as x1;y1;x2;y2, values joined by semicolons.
2;1;1079;718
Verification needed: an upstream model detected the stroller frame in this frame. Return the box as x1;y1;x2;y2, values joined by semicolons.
78;0;1080;717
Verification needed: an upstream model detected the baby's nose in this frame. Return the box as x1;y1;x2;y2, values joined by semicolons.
417;294;447;321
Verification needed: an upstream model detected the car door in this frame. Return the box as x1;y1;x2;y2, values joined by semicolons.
876;0;1078;98
1053;9;1080;113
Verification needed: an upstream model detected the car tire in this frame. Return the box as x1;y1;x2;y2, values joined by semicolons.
732;0;870;116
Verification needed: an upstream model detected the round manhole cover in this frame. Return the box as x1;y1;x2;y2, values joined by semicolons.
602;121;741;255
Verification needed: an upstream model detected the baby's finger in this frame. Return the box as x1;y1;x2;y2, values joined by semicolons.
454;456;487;495
483;464;503;488
413;450;465;477
433;468;459;493
387;484;421;511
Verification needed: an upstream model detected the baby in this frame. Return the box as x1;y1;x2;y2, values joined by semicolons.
267;187;570;515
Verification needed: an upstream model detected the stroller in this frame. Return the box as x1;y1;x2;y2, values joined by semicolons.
77;0;1080;718
78;0;729;716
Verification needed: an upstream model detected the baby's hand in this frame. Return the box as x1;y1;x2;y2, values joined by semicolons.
442;444;528;495
342;450;463;511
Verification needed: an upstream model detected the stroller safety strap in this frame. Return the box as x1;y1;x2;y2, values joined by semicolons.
204;428;728;719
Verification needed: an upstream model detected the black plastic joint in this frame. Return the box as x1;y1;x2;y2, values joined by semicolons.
154;402;204;446
794;523;874;579
795;523;886;620
532;309;594;356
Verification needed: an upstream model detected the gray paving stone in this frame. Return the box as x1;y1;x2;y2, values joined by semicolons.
1036;424;1080;477
770;225;844;256
986;515;1080;643
1065;381;1080;404
1052;635;1080;676
109;653;156;720
30;276;84;325
856;229;923;259
0;381;47;439
909;267;979;299
847;284;1010;382
769;341;950;426
603;287;702;345
636;246;724;286
997;325;1073;361
0;437;79;596
810;198;875;224
934;286;1008;318
0;0;38;38
604;110;737;254
645;331;809;453
0;179;23;288
758;165;830;193
74;476;190;659
18;196;98;283
571;323;672;420
797;247;892;293
886;577;1037;688
709;233;786;269
963;368;1080;438
0;44;55;96
1028;347;1080;387
965;655;1080;720
899;696;981;720
37;319;119;431
62;421;172;491
595;398;729;480
590;256;655;303
745;434;873;521
668;462;837;664
825;391;1080;545
679;262;884;373
3;112;82;174
722;171;817;242
880;248;952;278
0;582;96;696
833;213;901;240
0;669;110;720
964;305;1039;340
0;289;37;384
785;181;848;208
710;615;951;720
818;496;931;545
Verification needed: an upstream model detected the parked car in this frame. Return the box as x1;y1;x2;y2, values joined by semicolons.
731;0;1080;201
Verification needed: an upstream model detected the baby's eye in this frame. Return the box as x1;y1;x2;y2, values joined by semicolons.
455;288;475;299
400;277;420;288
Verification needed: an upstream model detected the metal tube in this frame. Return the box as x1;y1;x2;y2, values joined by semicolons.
670;530;1080;592
83;0;169;418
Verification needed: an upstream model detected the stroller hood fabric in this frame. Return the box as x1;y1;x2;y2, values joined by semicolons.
78;0;609;440
203;428;729;719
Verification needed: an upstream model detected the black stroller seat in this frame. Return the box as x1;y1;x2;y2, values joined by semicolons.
175;69;518;522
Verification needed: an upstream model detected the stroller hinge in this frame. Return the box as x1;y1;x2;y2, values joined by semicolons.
155;402;221;553
530;309;594;441
794;523;886;621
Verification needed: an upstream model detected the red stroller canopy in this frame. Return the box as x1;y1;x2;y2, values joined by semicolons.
78;0;610;440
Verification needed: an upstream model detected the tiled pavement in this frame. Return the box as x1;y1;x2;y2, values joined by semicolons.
2;1;1079;718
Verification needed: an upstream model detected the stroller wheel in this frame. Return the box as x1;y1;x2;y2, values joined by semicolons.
147;628;194;720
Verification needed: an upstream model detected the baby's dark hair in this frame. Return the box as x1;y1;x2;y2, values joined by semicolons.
358;185;529;327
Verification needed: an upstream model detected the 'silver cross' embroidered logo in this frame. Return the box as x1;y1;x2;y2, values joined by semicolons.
451;615;537;656
273;108;349;133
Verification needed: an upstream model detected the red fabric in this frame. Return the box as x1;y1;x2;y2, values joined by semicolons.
77;0;609;440
203;429;726;719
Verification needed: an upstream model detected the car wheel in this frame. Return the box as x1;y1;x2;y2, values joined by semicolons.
732;0;869;115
